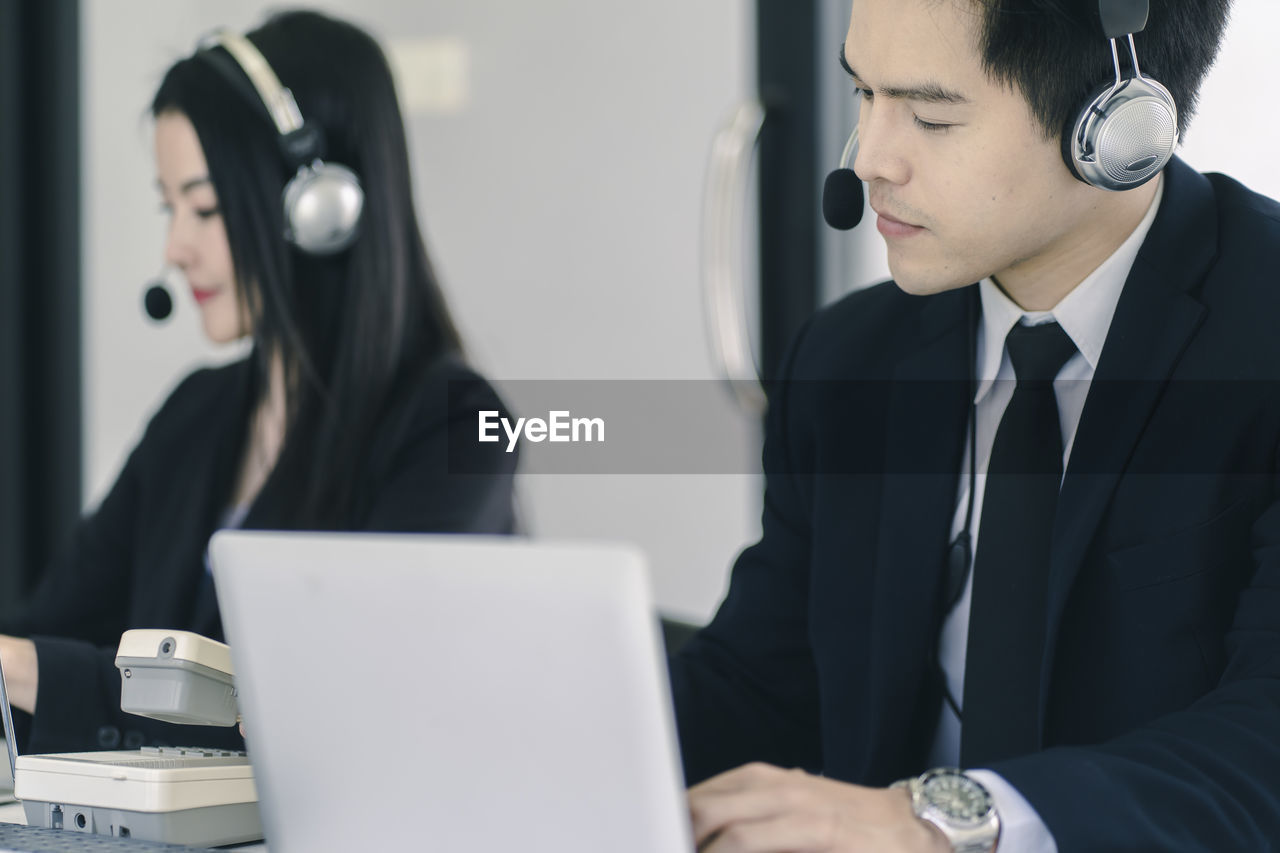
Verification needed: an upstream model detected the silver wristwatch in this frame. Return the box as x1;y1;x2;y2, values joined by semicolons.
892;767;1000;853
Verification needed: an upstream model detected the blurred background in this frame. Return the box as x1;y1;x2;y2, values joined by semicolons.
1;0;1277;627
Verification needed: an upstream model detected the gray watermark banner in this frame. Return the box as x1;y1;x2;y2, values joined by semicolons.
447;379;1280;475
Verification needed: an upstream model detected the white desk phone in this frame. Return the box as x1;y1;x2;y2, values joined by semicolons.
0;629;261;847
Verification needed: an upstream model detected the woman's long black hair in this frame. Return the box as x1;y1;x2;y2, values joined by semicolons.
152;10;462;527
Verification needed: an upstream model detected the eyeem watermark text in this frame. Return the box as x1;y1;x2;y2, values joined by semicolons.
478;410;605;453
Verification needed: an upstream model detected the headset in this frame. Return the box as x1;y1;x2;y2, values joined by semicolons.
822;125;864;231
822;0;1175;230
199;29;364;255
1066;0;1178;191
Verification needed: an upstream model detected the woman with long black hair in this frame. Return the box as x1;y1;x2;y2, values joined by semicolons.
0;10;517;753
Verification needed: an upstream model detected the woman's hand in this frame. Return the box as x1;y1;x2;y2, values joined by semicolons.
0;635;38;714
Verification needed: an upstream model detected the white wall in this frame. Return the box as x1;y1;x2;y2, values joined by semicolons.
1175;1;1280;198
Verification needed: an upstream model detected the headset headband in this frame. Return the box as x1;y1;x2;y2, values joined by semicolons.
196;29;329;169
1098;0;1148;40
193;27;363;254
200;30;304;137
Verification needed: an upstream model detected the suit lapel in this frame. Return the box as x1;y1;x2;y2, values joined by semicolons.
865;287;973;773
1040;158;1215;722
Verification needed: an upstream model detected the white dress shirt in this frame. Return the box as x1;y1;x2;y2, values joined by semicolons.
924;178;1164;852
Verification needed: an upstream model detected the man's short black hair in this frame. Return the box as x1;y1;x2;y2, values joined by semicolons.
968;0;1231;140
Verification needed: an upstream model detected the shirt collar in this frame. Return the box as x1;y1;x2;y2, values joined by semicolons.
973;175;1165;402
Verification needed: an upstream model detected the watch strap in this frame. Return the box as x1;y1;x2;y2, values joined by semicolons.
892;770;1000;853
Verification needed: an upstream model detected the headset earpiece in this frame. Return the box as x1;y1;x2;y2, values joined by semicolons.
1063;2;1177;191
282;162;363;254
201;30;364;255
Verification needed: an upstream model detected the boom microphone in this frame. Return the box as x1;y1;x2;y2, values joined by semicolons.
143;281;174;322
821;125;864;230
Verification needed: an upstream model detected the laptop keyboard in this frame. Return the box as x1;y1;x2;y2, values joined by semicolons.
0;822;212;851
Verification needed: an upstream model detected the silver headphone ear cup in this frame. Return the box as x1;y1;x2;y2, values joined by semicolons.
282;162;365;255
1069;76;1177;191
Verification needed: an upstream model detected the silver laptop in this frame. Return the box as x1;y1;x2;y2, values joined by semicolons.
0;743;12;803
208;531;692;853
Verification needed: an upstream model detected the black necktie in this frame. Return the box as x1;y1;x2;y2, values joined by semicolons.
960;321;1077;766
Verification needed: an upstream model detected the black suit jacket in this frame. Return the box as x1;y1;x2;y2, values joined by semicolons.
5;353;517;754
671;157;1280;850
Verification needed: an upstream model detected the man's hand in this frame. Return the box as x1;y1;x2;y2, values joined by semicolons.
0;635;37;714
688;762;950;853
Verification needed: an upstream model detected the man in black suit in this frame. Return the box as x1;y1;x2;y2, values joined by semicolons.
672;1;1278;851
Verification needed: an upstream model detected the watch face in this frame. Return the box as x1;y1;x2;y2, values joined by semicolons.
920;773;992;823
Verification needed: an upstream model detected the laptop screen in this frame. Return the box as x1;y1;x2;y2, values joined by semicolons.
0;647;19;784
209;531;693;853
